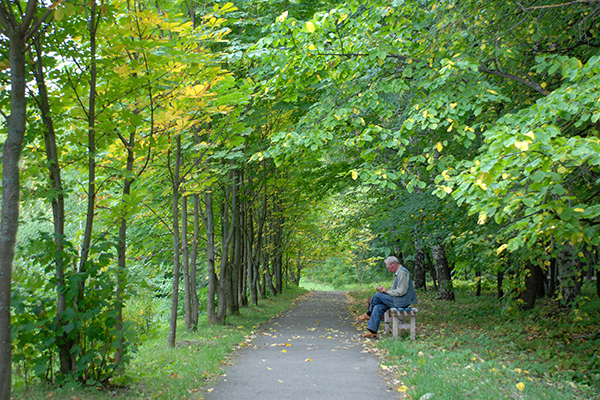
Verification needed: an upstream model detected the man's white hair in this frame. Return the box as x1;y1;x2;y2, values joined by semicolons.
385;256;399;264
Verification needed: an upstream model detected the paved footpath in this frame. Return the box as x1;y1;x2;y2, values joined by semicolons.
204;291;402;400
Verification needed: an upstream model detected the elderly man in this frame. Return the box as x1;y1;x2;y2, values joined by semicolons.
357;256;418;338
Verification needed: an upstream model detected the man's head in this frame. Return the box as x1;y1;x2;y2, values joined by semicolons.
385;256;400;273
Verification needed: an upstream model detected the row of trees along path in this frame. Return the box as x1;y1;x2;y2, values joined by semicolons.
1;1;600;399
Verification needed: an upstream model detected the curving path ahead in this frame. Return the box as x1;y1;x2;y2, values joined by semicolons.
203;291;402;400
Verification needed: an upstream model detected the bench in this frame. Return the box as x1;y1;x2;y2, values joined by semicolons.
383;307;418;340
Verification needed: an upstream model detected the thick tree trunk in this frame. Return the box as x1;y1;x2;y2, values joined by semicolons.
413;238;426;290
557;244;582;307
0;25;28;400
168;137;182;347
431;243;455;301
521;262;544;310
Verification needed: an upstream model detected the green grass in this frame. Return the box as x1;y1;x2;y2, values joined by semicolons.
12;286;307;400
348;280;600;399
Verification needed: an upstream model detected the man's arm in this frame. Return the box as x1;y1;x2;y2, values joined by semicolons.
387;269;409;297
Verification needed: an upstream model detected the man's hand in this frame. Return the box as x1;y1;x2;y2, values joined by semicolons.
376;286;387;294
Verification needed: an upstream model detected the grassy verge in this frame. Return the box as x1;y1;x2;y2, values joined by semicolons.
347;281;599;400
12;286;307;400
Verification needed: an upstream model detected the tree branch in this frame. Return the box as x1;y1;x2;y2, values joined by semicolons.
478;60;550;96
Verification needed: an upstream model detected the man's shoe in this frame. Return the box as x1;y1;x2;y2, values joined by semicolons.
357;313;370;321
360;332;377;338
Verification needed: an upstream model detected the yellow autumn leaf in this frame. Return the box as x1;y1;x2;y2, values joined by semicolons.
305;358;312;362
443;186;452;194
436;142;443;152
397;385;409;392
496;244;508;255
284;342;292;346
516;382;525;391
306;21;315;32
450;102;457;109
557;166;567;174
351;170;358;180
308;44;315;51
281;349;287;353
574;208;585;213
277;11;288;22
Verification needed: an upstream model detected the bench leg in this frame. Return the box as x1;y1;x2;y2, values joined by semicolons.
410;314;416;341
392;313;398;339
384;310;390;335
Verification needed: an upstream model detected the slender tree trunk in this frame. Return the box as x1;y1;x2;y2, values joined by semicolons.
78;2;100;309
204;190;218;324
182;196;192;331
168;137;182;347
231;192;242;314
115;126;135;364
497;271;504;299
475;271;482;296
431;243;455;301
190;194;200;329
31;32;74;374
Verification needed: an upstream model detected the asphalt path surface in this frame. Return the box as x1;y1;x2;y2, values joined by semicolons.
204;291;402;400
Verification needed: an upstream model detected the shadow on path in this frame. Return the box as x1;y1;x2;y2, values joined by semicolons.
203;291;402;400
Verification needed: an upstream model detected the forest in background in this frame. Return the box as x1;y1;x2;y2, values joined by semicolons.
1;0;599;398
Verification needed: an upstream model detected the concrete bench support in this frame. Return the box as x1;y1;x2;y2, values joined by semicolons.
384;308;418;340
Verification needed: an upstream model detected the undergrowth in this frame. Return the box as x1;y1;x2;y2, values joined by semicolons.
348;280;600;399
11;286;307;400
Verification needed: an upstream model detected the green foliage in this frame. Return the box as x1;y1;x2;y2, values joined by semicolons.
12;233;136;385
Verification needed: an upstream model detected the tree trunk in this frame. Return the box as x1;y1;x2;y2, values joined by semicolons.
475;271;482;296
231;193;242;314
114;124;136;364
31;32;73;374
0;22;27;400
431;243;455;301
521;262;544;310
78;2;100;312
203;189;218;324
168;136;182;347
190;194;200;329
413;237;426;290
182;196;192;331
425;250;438;291
557;244;582;307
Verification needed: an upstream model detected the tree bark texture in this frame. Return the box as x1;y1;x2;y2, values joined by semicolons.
413;238;426;290
557;244;582;307
431;243;455;301
0;3;42;395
